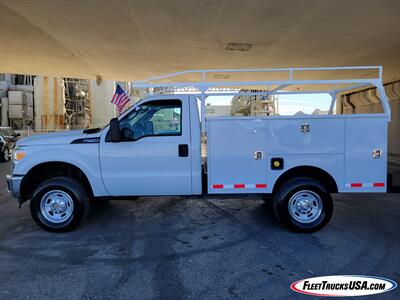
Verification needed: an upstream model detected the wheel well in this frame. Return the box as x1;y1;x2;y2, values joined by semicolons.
20;162;93;202
272;166;338;194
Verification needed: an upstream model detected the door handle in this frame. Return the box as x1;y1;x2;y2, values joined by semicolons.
178;144;189;157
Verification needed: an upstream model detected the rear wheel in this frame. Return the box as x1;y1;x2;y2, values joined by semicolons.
273;177;333;233
30;177;90;232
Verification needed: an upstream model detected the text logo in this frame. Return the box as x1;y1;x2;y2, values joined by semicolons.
291;275;397;297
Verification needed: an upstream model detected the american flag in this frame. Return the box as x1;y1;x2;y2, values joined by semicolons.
111;84;131;113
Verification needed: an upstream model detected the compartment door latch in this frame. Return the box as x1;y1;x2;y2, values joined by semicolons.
372;149;382;158
300;123;310;134
254;151;263;160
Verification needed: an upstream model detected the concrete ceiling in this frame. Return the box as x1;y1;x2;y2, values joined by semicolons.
0;0;399;83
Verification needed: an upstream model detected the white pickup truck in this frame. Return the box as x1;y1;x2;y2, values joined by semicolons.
7;67;390;233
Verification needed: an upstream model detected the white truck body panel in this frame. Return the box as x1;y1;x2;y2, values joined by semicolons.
207;114;387;194
11;142;108;197
207;118;268;193
344;116;387;192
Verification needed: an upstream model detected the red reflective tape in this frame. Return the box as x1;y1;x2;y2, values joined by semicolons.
234;184;245;189
212;184;224;189
256;184;267;188
351;183;362;188
373;182;385;187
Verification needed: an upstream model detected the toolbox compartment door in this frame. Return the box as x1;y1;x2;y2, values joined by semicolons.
207;119;268;194
270;118;344;155
344;117;387;192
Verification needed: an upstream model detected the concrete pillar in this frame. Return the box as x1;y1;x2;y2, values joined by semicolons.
1;97;8;126
89;79;116;127
34;76;65;132
4;74;12;85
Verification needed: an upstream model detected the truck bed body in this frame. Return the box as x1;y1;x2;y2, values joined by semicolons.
207;114;388;194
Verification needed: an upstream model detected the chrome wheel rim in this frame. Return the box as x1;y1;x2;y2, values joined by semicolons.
288;190;322;223
40;190;74;223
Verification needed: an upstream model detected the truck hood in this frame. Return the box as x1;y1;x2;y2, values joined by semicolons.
16;129;102;146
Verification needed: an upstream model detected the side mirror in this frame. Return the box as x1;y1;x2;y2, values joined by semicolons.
109;118;122;142
121;127;135;140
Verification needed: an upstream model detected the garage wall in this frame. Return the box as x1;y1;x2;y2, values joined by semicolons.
89;80;116;128
34;76;65;131
337;80;400;164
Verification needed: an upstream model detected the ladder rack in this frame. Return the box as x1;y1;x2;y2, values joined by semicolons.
131;66;391;133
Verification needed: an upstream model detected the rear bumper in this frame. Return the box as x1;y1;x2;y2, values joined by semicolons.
6;174;23;199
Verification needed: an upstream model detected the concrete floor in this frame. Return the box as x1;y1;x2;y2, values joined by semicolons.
0;162;399;300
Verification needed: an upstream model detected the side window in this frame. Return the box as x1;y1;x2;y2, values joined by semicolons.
119;100;182;140
1;129;7;137
4;129;12;137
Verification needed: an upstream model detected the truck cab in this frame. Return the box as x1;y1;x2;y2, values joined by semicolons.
100;95;202;196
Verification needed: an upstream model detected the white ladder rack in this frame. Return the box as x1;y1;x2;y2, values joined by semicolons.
131;66;391;133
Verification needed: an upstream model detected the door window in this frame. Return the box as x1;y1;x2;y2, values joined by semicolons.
119;100;182;141
8;129;16;136
4;129;11;137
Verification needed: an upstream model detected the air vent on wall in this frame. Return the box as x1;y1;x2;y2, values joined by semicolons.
226;42;252;51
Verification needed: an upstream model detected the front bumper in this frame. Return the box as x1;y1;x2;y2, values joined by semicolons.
7;174;23;199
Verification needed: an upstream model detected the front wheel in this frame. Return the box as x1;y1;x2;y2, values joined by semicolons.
1;146;10;162
273;177;333;233
30;177;90;232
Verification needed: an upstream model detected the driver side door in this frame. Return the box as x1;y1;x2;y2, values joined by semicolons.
99;96;192;196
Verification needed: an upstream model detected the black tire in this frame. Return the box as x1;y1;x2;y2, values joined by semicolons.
1;146;10;162
261;194;273;203
30;177;90;232
273;177;333;233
